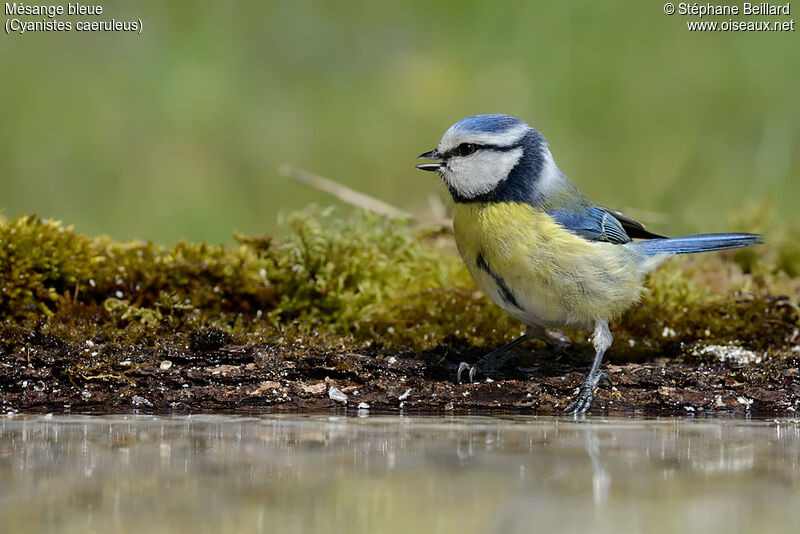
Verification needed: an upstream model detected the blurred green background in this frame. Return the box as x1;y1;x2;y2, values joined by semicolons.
1;1;797;244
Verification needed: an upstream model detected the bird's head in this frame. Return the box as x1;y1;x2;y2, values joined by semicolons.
416;114;554;203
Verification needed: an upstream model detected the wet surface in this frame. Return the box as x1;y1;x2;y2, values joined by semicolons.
1;414;799;533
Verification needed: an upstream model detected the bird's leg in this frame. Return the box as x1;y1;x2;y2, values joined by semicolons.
456;328;535;383
564;320;613;415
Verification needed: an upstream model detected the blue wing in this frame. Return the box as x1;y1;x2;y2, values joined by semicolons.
548;206;633;244
550;206;761;253
597;206;668;240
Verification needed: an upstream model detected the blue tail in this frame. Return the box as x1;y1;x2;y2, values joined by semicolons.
631;233;763;256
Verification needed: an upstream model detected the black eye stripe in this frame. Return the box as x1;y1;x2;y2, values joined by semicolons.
442;142;521;159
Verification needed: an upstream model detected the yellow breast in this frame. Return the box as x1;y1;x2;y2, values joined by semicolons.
453;202;644;329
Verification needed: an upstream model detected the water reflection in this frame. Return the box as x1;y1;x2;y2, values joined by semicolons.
1;415;798;533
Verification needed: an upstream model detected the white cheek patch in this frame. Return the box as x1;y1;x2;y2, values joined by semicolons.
442;148;524;198
439;123;529;153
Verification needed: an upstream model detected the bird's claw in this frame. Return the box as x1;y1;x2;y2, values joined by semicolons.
597;372;612;388
457;354;504;383
564;384;594;415
456;362;476;383
564;373;610;415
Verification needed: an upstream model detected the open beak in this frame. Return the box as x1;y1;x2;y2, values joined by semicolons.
415;149;442;172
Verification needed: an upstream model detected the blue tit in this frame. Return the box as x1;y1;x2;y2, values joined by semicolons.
416;114;762;414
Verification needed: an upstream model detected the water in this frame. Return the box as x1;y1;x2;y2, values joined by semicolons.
1;414;798;534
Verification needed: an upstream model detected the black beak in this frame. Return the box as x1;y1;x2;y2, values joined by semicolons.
415;149;442;172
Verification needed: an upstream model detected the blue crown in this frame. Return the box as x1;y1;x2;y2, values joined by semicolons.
453;114;527;133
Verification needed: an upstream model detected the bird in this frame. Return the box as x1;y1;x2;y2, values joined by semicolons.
415;114;762;414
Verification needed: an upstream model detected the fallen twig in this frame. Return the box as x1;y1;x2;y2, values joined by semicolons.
279;165;415;220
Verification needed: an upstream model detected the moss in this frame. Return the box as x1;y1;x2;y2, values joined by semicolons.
260;207;518;349
0;215;95;316
0;207;797;368
104;298;163;326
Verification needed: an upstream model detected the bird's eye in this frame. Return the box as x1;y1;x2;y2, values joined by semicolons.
455;143;477;157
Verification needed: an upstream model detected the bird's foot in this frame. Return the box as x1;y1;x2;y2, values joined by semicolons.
456;352;518;383
456;362;477;383
564;372;612;415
